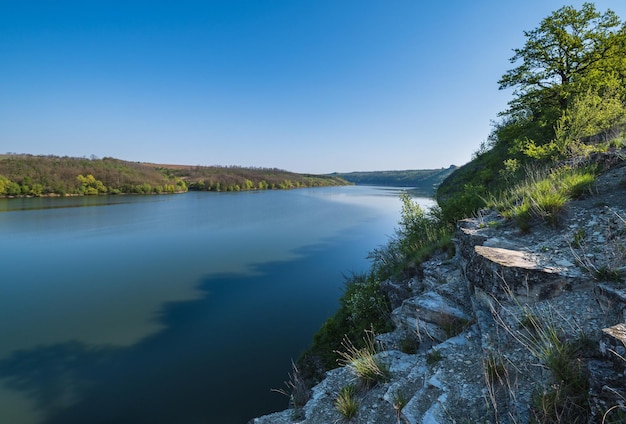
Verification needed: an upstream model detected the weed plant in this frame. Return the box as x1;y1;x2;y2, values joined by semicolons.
271;360;309;417
426;349;443;365
491;299;592;423
335;329;390;387
570;209;626;283
484;354;508;385
334;384;359;420
391;389;408;424
439;314;472;338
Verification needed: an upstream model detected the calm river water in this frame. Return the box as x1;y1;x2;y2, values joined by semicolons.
0;186;434;423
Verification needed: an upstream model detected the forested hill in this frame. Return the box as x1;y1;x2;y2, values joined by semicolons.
156;163;348;191
331;167;457;196
0;154;348;197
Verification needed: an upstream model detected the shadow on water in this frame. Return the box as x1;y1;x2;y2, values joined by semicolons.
0;238;364;424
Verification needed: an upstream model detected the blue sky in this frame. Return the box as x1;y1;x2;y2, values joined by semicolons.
2;1;625;173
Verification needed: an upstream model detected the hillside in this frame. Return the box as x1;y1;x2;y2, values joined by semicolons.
0;154;188;196
153;163;348;191
331;167;456;196
0;155;348;197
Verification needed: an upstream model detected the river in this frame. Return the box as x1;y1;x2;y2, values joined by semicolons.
0;186;434;423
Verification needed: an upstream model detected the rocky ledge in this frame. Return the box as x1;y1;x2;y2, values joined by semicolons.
253;160;626;424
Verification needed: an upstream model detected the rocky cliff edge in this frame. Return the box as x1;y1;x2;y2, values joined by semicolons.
253;158;626;424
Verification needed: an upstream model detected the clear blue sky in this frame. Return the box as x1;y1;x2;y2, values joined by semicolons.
2;1;625;174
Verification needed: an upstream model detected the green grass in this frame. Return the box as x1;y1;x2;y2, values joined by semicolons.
334;385;359;420
399;336;419;354
489;166;596;230
426;349;443;365
335;329;390;387
594;265;623;282
495;304;592;423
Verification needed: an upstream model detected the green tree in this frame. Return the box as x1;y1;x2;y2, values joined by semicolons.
0;175;11;195
77;174;108;194
499;3;625;131
6;181;21;196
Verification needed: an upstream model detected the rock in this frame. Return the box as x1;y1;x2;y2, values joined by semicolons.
380;278;412;310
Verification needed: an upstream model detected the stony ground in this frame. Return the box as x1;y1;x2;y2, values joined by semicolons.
252;154;626;424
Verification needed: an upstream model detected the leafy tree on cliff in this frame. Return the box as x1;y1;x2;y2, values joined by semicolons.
498;2;626;143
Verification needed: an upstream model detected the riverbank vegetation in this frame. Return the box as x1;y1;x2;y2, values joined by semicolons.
159;164;347;192
0;154;348;197
0;155;189;196
298;2;626;397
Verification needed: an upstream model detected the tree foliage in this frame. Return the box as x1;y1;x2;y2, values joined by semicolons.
0;155;187;196
438;3;626;222
0;154;348;197
169;165;347;192
499;2;625;118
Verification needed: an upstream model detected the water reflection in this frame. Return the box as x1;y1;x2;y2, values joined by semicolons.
0;187;418;423
0;238;368;423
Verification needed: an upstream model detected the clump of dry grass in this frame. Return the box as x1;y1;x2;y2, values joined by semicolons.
335;328;390;387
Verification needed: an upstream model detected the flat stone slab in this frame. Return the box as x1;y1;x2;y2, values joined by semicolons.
474;246;559;273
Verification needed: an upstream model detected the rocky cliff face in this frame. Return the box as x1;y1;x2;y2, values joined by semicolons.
253;161;626;424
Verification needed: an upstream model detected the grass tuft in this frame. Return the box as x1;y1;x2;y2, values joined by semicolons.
426;348;443;365
334;384;359;420
335;329;390;387
489;166;596;230
271;360;309;419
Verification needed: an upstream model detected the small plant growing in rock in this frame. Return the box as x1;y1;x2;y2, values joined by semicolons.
594;265;623;282
391;389;408;424
271;360;309;419
426;348;443;365
336;328;390;387
571;228;585;247
492;300;592;423
399;336;419;354
439;313;472;338
484;354;507;385
334;384;359;420
519;309;541;332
